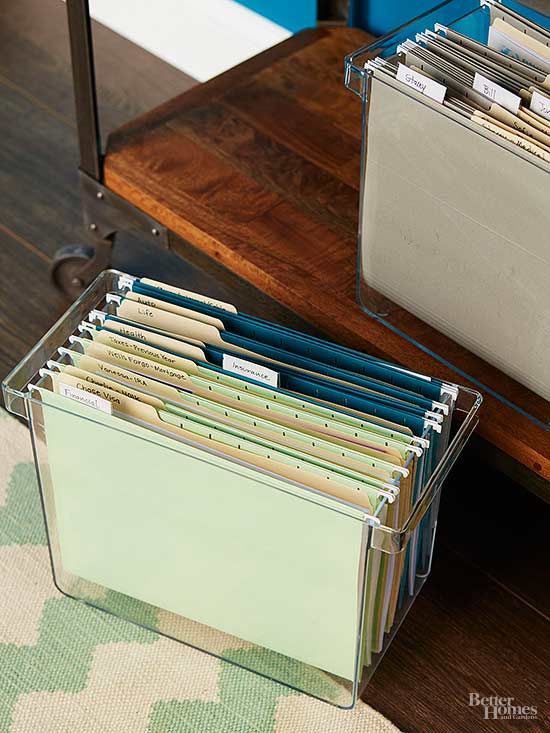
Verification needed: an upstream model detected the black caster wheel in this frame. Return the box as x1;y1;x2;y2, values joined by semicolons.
50;244;95;299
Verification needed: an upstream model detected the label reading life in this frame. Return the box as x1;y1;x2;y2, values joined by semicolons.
222;354;279;388
473;73;521;114
59;383;112;414
396;63;446;103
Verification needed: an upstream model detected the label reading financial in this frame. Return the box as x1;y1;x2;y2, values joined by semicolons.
59;383;113;414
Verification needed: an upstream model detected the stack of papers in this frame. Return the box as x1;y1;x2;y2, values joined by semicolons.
32;273;458;689
371;7;550;164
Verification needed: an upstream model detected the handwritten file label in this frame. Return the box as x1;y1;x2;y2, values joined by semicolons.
396;63;446;104
473;73;521;115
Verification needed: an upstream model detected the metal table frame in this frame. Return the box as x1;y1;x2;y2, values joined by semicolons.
55;0;180;295
59;0;339;296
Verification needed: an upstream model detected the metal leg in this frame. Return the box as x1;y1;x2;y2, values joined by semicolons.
54;0;168;297
66;0;102;180
51;0;110;298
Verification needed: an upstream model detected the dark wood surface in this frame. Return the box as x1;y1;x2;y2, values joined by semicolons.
0;2;548;731
103;26;550;483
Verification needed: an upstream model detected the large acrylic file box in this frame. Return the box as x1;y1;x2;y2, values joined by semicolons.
3;270;481;708
345;0;550;420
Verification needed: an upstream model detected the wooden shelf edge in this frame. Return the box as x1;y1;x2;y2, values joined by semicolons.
103;167;550;481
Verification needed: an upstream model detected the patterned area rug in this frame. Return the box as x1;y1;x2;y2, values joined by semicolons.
0;407;402;733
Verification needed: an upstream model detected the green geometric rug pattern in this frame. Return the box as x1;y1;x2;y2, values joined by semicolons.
0;408;401;733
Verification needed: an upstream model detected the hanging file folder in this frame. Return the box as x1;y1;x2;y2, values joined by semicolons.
2;270;481;708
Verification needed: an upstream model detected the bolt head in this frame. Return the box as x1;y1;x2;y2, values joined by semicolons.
89;223;97;231
71;277;83;287
151;228;160;236
96;191;104;199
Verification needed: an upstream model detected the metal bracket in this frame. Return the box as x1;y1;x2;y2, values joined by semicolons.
79;170;169;249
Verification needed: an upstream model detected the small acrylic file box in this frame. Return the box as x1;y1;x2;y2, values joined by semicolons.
345;0;550;417
3;270;481;708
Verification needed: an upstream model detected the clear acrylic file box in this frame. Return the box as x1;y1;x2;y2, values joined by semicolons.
345;0;550;425
3;270;481;708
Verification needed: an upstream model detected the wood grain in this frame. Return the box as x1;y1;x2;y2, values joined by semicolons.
0;2;311;387
0;0;195;134
367;545;549;731
168;102;359;236
0;81;82;259
0;0;197;263
438;446;550;616
103;28;550;482
0;229;68;380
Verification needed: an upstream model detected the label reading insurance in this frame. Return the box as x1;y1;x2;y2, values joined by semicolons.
530;90;550;122
59;383;112;414
222;354;279;388
473;73;521;115
396;63;446;103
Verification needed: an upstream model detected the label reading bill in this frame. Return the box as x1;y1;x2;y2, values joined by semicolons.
473;72;521;114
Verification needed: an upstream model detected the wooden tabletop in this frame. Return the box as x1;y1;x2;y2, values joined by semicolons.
103;27;550;482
